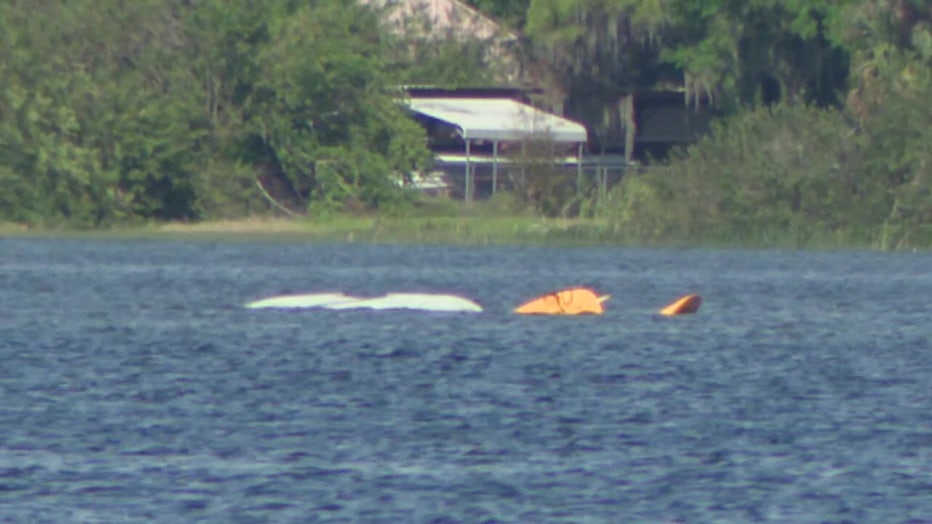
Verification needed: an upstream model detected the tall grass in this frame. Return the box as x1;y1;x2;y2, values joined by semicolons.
3;189;928;250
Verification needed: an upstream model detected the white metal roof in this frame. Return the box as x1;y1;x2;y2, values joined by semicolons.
406;97;588;143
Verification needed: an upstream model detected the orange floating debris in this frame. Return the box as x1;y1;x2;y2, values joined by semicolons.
659;294;702;316
514;287;610;315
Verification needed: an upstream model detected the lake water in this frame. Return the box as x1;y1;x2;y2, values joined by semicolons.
1;238;930;523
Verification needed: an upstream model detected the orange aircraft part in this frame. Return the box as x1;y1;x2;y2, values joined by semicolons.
659;294;702;316
514;287;609;315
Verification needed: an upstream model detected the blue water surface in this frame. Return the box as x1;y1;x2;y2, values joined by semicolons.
0;238;930;523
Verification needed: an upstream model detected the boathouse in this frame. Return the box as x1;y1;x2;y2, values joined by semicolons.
402;87;596;201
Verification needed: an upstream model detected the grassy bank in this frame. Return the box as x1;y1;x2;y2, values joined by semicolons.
3;196;928;250
1;215;618;246
5;214;927;251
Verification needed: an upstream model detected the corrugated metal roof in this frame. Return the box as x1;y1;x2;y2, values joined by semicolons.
407;97;588;143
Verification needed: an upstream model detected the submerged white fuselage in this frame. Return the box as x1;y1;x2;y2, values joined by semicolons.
245;292;483;313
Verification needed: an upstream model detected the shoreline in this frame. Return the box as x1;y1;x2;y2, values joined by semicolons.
2;217;928;251
0;216;619;246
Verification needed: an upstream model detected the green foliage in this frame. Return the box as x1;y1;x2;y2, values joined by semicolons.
523;0;853;109
465;0;531;28
378;0;513;87
605;86;930;249
502;137;585;218
524;0;668;94
0;0;928;251
0;0;447;226
388;38;502;87
250;2;432;215
521;0;930;248
852;47;932;248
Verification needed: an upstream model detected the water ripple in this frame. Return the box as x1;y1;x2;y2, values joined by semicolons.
1;240;930;522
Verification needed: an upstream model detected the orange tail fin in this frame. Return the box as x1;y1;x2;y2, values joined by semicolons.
659;294;702;316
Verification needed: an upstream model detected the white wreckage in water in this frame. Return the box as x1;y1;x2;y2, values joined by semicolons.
244;292;483;313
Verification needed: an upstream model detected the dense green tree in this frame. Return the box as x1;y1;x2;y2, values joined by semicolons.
603;0;931;248
248;1;430;213
519;0;929;247
522;0;853;109
0;0;446;224
0;0;204;224
466;0;531;28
